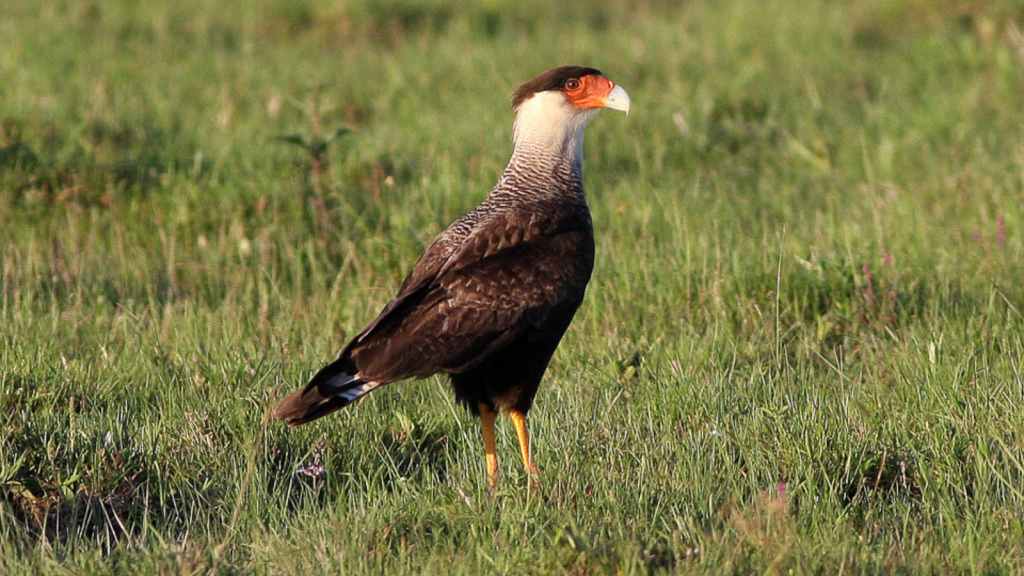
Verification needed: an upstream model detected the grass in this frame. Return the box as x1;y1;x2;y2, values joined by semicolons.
3;0;1024;573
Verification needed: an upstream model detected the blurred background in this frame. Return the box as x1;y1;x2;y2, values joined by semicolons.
3;1;1024;573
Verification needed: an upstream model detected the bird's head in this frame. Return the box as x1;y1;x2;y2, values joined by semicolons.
510;66;630;158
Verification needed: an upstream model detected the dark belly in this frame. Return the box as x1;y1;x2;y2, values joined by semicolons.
448;304;579;415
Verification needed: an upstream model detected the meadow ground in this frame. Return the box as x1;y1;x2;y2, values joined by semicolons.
2;0;1024;573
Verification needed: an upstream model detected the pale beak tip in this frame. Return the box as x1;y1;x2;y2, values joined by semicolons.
605;84;631;115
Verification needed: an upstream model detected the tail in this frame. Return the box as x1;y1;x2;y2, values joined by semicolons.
272;356;382;426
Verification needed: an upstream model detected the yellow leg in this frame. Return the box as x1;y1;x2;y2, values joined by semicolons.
480;402;499;486
509;408;539;476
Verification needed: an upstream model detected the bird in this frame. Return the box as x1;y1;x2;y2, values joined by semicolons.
273;66;630;486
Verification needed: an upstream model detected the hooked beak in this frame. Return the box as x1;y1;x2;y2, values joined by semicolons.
602;84;631;115
571;75;632;115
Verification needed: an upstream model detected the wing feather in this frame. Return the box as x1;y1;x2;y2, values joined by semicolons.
345;208;593;383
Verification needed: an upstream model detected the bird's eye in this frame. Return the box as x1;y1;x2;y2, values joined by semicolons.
565;78;581;91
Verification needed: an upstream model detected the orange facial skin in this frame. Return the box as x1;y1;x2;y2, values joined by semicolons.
564;74;619;109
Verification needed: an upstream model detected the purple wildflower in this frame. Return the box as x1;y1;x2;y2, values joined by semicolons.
777;482;788;507
298;464;326;477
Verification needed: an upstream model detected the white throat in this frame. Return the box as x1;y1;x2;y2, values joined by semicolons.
511;91;598;172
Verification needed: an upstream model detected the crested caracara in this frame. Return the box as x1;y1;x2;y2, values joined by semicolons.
273;66;630;485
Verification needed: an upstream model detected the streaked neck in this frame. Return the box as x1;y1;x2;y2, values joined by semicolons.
509;91;597;180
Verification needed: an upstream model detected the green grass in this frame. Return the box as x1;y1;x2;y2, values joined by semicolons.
3;0;1024;573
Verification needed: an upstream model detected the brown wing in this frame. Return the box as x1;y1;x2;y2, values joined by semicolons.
343;212;594;383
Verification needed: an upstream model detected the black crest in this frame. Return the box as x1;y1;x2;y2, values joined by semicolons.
511;66;603;109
